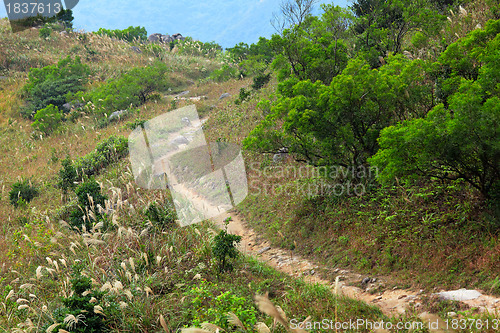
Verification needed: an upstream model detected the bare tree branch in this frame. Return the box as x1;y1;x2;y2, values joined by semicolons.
271;0;319;33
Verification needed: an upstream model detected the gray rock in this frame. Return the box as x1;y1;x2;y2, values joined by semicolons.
108;109;127;121
181;117;191;126
435;289;482;301
160;34;170;43
175;91;190;98
170;135;189;146
370;278;377;283
172;33;184;40
362;277;371;285
219;93;231;100
59;31;68;36
257;246;271;254
447;312;457;317
148;33;162;43
62;102;84;111
130;46;142;54
62;103;73;111
273;154;283;163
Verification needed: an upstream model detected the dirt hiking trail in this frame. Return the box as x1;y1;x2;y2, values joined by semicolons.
152;113;500;332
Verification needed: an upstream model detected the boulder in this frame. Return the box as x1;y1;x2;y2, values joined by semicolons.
175;90;190;98
170;135;189;146
435;289;482;301
148;33;162;43
108;109;127;121
160;34;171;43
219;93;231;100
181;117;191;126
62;103;73;111
62;102;84;111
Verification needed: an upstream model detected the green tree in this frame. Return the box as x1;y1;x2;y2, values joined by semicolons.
270;4;353;84
350;0;445;67
23;56;89;117
370;19;500;198
82;62;168;115
244;55;434;171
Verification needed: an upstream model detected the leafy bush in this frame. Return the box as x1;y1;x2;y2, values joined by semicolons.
81;62;168;115
39;25;51;38
207;64;239;82
58;155;78;194
96;26;147;42
70;178;107;229
9;179;39;207
212;219;242;272
22;56;89;118
31;104;62;135
251;73;271;90
178;37;222;58
184;280;258;329
370;19;500;199
73;135;128;178
144;201;177;230
234;87;251;105
46;264;107;332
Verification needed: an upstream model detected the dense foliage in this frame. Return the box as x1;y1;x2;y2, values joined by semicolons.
72;135;129;178
96;26;147;42
31;104;63;135
70;178;108;229
22;56;89;118
47;264;107;332
371;19;500;198
9;179;39;207
212;221;242;272
81;62;168;115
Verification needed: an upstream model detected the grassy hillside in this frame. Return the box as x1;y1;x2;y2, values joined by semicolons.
0;17;394;332
0;0;500;330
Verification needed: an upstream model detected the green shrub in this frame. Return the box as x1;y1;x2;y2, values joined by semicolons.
234;87;251;105
81;62;168;116
212;219;242;272
9;179;39;207
10;9;74;31
184;280;258;329
70;178;107;229
144;201;177;230
58;155;78;194
73;135;128;178
178;37;222;58
96;26;147;42
39;25;52;39
45;264;107;332
31;104;62;135
251;73;271;90
207;64;239;82
23;56;89;118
